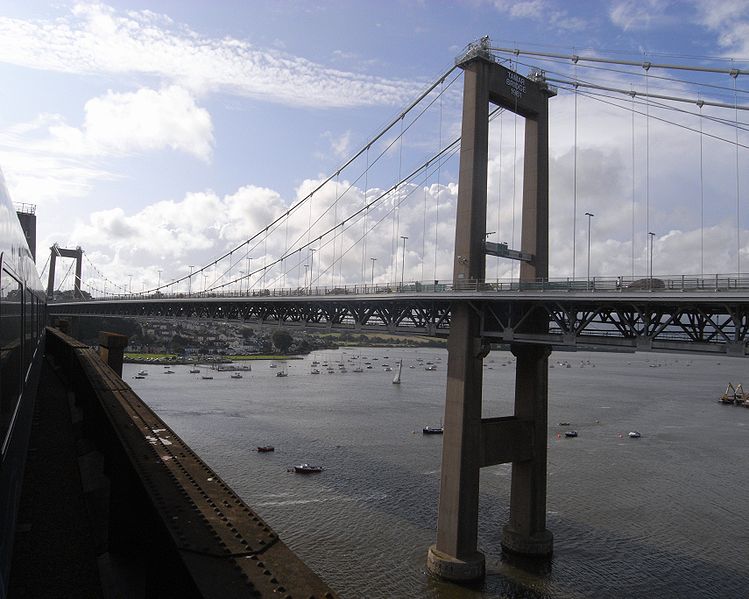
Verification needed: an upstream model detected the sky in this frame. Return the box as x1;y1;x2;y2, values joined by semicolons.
0;0;748;295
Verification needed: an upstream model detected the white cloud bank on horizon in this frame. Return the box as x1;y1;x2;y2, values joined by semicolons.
0;2;417;109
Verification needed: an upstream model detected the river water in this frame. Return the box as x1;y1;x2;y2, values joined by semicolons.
126;347;748;599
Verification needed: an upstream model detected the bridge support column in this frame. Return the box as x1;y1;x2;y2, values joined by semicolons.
501;343;553;556
427;303;486;581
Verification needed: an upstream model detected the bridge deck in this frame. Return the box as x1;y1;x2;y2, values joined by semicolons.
50;284;749;356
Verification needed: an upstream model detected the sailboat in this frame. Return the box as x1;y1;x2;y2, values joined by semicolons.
392;360;402;384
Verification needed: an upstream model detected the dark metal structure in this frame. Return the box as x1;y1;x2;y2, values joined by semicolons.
48;288;749;355
44;327;337;598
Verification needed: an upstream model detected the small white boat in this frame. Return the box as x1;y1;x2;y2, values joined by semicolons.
425;364;437;371
276;370;288;378
310;369;320;375
201;375;213;380
163;369;175;374
230;372;243;379
422;425;443;435
392;360;402;384
137;369;148;376
628;431;641;438
189;368;200;374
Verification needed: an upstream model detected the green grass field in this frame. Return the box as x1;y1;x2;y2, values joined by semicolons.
125;352;178;360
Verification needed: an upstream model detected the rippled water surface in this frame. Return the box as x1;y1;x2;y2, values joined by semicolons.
127;348;749;598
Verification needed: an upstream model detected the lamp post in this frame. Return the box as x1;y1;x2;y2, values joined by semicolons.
303;264;309;291
648;231;655;290
309;248;316;293
157;269;162;288
370;257;377;287
246;257;253;292
400;236;408;290
239;270;244;294
128;274;133;295
585;212;594;289
187;265;195;296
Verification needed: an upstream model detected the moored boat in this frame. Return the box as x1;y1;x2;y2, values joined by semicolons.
256;446;275;452
719;382;738;404
564;431;578;438
289;463;324;473
422;425;443;435
628;431;641;438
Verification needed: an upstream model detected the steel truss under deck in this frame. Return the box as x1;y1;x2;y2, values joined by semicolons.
50;291;749;356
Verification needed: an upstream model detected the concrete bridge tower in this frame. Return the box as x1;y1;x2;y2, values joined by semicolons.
47;244;83;299
427;39;556;582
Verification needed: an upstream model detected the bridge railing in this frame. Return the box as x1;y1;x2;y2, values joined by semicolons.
62;273;749;302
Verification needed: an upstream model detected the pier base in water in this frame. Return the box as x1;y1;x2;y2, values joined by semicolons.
501;525;553;557
426;545;485;582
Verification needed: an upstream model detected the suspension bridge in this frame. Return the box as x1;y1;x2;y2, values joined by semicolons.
45;38;748;581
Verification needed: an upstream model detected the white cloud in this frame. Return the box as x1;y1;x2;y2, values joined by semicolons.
0;2;416;109
490;0;588;31
0;85;213;209
609;0;673;31
501;0;547;19
0;146;118;206
692;0;749;57
71;86;213;161
323;130;353;160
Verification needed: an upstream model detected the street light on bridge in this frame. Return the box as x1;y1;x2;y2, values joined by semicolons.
188;265;195;296
370;257;377;287
585;212;594;289
400;236;408;290
648;231;655;290
309;248;317;293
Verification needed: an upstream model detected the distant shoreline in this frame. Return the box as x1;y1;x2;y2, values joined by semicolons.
124;354;305;365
